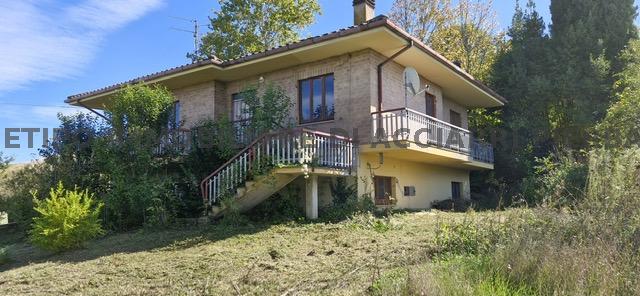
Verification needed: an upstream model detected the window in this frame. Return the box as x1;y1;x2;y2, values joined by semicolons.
374;176;393;205
169;101;181;129
425;93;436;117
299;74;334;123
403;186;416;197
232;93;250;122
449;110;462;127
451;182;462;200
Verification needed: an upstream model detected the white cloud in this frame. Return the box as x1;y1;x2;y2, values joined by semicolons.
0;0;164;93
0;105;89;127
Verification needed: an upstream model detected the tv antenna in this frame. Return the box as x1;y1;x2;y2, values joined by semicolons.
170;16;201;52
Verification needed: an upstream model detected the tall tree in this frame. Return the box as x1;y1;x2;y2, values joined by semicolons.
548;0;637;148
0;152;11;172
594;39;640;149
389;0;502;81
490;0;552;188
388;0;451;44
190;0;321;61
429;0;503;81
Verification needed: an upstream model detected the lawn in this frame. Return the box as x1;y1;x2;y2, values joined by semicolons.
0;211;493;295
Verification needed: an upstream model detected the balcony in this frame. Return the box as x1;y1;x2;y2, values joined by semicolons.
155;128;192;156
370;108;494;167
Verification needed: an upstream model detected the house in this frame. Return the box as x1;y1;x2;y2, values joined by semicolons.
66;0;506;219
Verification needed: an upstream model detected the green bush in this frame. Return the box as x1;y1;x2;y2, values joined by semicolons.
30;183;105;252
434;217;505;256
528;151;588;206
0;164;48;227
0;246;9;265
320;178;375;222
248;185;304;222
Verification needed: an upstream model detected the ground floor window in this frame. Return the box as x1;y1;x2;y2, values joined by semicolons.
451;181;462;200
374;176;394;205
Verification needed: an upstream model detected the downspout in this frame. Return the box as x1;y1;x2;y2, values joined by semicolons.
77;100;111;122
377;39;413;112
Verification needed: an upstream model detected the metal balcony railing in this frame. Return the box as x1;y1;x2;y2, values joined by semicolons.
371;108;494;163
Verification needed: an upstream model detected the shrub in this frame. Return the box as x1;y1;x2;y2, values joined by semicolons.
0;246;9;265
248;185;304;222
529;150;587;206
434;217;502;256
30;183;104;252
320;178;375;222
431;198;473;212
0;164;47;227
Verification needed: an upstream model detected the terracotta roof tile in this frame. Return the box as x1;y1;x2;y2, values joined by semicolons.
67;15;506;104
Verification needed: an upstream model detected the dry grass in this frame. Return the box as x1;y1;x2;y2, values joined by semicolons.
0;211;501;295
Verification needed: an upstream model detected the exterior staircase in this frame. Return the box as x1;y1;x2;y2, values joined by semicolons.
200;128;355;218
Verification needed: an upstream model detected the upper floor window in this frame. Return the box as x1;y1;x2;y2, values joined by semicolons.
426;93;436;117
449;110;462;127
169;101;181;129
232;93;251;122
299;74;334;123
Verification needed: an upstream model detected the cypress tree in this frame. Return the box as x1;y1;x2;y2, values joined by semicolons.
548;0;637;148
490;0;551;187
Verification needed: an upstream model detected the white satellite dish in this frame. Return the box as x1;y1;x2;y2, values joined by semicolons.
404;67;420;97
403;67;421;108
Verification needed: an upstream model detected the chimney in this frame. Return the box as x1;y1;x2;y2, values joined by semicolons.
353;0;375;25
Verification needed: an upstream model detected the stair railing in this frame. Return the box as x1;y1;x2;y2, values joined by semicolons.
200;128;354;206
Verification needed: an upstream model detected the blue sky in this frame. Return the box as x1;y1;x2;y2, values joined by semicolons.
0;0;630;163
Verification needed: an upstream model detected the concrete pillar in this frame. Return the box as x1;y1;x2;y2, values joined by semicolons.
305;175;318;219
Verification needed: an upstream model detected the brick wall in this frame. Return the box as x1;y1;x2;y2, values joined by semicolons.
172;81;216;128
220;49;376;144
170;48;469;138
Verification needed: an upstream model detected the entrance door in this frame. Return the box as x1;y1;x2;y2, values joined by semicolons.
374;176;393;205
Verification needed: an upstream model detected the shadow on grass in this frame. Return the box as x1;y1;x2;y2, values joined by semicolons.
0;219;274;272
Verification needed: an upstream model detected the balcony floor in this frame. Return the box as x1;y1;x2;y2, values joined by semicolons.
360;140;493;170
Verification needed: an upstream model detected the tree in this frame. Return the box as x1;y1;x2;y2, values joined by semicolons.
390;0;502;81
429;0;503;82
470;0;553;203
191;0;321;61
491;0;552;159
548;0;637;149
0;152;11;172
107;84;175;136
389;0;451;44
594;39;640;149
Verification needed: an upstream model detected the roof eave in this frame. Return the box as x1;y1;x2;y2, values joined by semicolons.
66;15;507;106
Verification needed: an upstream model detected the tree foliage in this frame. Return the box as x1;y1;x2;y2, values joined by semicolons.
594;39;640;149
0;152;11;172
389;0;451;44
241;82;294;135
390;0;502;81
548;0;637;148
428;0;503;81
30;182;104;251
191;0;321;61
489;0;552;187
107;84;174;135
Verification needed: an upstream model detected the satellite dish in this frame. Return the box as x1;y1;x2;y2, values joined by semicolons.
403;67;420;97
403;67;421;108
